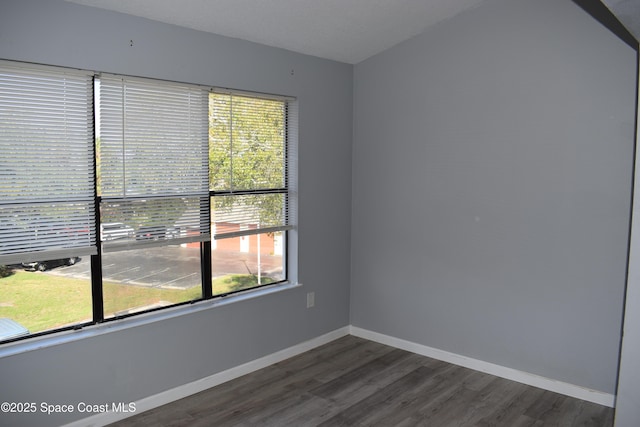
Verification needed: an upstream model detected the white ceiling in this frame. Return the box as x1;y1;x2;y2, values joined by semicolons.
66;0;488;64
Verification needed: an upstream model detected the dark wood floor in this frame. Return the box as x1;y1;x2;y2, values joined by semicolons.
109;335;614;426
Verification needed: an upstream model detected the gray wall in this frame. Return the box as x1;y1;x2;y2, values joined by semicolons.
0;0;352;425
351;0;636;395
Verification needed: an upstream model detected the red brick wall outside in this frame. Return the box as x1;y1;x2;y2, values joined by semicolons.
186;222;276;255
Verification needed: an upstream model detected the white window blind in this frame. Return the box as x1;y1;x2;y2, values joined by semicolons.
0;62;96;265
98;75;210;251
210;92;297;239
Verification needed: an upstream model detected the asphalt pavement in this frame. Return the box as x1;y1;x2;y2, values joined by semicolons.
44;245;283;290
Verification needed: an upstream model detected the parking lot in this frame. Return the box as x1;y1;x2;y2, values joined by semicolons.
44;245;283;290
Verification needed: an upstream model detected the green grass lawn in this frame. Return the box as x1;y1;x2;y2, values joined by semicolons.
0;270;273;335
212;274;276;296
0;271;93;332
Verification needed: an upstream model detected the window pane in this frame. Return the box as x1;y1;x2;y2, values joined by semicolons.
100;197;209;251
0;62;97;265
0;202;95;264
209;93;286;192
212;193;290;238
99;75;209;198
212;231;285;296
0;256;91;341
102;245;202;318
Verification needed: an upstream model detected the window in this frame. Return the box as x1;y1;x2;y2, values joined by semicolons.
0;62;96;338
209;92;297;295
0;61;297;343
97;75;210;316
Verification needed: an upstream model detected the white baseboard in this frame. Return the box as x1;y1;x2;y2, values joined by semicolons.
64;326;350;427
349;326;615;408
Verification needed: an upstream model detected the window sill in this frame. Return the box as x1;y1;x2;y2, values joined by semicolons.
0;281;302;359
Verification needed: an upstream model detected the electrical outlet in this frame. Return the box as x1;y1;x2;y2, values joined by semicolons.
307;292;315;308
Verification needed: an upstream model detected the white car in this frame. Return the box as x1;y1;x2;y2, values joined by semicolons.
100;222;135;241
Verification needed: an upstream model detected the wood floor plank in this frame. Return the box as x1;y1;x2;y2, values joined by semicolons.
186;373;323;424
276;336;392;384
474;384;547;427
524;390;568;422
316;365;442;426
412;377;505;425
405;366;491;424
407;384;482;427
561;400;615;427
311;348;413;399
512;414;547;427
108;335;614;427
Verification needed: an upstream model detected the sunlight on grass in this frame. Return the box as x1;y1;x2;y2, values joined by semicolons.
103;281;202;318
212;274;275;296
0;270;92;333
0;270;276;336
0;270;201;334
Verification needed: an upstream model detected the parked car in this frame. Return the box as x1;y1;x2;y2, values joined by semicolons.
22;257;80;272
101;222;135;241
165;226;183;239
135;225;167;241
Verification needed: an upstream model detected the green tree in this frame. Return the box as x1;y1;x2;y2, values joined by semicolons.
209;93;288;228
